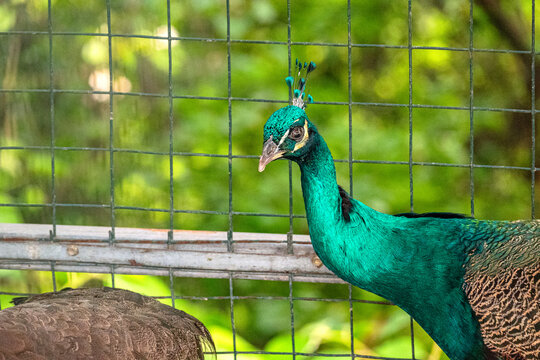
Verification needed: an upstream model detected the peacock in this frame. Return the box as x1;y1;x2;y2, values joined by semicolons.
0;287;214;360
258;60;539;360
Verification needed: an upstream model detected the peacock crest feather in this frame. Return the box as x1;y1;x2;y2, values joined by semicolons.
285;58;316;110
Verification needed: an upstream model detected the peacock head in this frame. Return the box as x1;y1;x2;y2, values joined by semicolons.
258;60;317;172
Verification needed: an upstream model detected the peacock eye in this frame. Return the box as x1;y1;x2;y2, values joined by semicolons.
288;126;304;142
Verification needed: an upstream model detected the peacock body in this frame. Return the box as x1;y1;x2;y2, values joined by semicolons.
258;62;540;360
0;287;214;360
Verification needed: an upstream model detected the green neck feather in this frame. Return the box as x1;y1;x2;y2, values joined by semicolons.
296;134;487;360
298;135;341;227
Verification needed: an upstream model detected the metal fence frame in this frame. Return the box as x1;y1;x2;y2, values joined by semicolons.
1;0;538;359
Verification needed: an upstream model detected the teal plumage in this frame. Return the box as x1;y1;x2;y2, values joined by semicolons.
259;90;540;358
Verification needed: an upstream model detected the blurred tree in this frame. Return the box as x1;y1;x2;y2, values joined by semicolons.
0;1;536;359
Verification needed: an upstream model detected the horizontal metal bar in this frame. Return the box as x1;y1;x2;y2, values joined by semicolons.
0;224;318;249
0;88;288;104
213;350;411;360
174;295;392;305
0;260;343;283
0;223;342;283
0;203;308;219
0;145;536;172
0;291;393;305
0;30;534;56
1;88;538;115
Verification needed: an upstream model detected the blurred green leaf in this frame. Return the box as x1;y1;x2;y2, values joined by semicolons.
0;1;534;359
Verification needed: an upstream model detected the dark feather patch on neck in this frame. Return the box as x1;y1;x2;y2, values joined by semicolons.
338;186;353;222
393;212;471;219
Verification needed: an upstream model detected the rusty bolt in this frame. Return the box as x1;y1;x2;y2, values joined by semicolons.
66;245;79;256
311;255;323;268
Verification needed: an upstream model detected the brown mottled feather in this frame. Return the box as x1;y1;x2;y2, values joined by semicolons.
464;220;539;360
0;287;214;360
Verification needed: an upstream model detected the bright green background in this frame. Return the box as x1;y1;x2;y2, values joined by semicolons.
1;1;538;359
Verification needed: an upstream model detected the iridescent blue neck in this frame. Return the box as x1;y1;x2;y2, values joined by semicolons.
297;135;342;230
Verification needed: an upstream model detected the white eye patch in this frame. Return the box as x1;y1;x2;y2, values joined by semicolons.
277;129;290;147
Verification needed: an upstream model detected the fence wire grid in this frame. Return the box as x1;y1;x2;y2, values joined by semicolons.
1;0;539;359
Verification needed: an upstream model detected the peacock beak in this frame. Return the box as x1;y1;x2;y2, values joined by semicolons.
258;136;287;172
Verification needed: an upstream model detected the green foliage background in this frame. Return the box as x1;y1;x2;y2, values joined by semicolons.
1;1;538;359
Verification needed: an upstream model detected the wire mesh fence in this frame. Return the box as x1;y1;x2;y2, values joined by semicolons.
1;0;538;359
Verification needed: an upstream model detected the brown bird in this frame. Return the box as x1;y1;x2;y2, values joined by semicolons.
0;287;214;360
